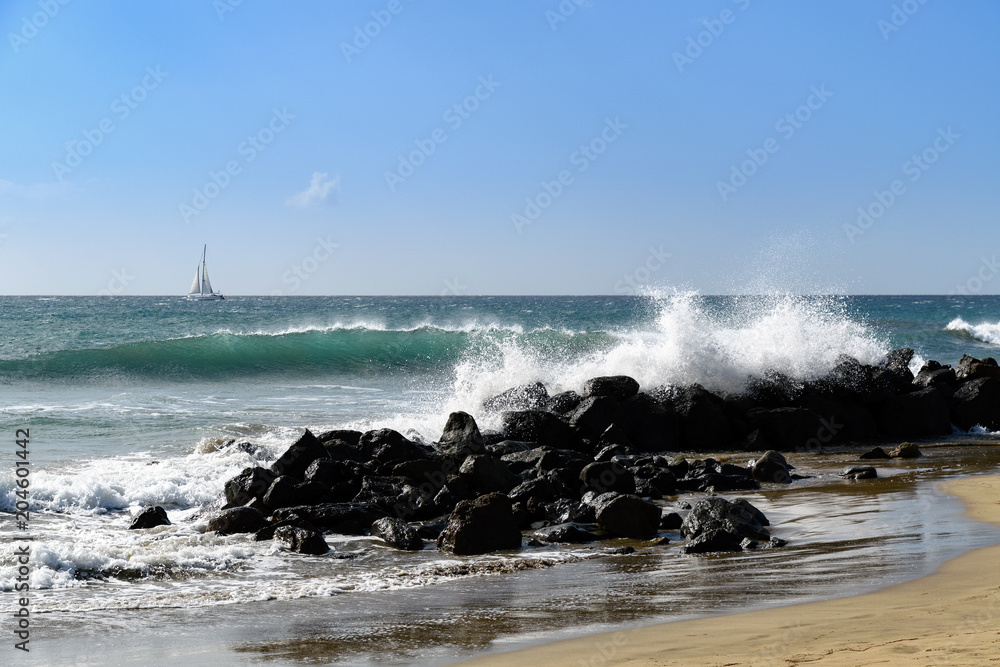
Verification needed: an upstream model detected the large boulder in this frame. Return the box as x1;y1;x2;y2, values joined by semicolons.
618;392;679;452
751;450;792;484
270;429;329;481
840;465;877;480
593;492;661;538
208;507;266;535
795;395;877;443
533;523;601;544
670;385;735;451
568;396;621;441
680;496;770;550
584;376;640;400
579;461;636;495
482;383;549;413
270;503;387;535
370;517;424;551
435;411;486;460
544;390;583;415
224;466;276;507
913;363;957;391
261;475;307;511
303;458;363;487
877;387;951;437
501;411;585;452
459;455;520;495
128;506;170;530
955;355;1000;382
746;407;826;451
436;493;523;555
358;429;432;464
272;526;329;555
951;377;1000;431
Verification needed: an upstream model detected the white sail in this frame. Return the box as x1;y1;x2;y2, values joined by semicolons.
189;266;201;294
201;263;213;295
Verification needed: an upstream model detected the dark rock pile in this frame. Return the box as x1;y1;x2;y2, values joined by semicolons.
163;351;996;559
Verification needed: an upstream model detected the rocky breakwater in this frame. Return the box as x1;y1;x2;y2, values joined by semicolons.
160;349;998;563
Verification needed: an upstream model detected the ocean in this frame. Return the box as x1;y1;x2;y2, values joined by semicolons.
3;293;1000;664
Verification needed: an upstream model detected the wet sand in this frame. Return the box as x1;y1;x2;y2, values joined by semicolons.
462;474;1000;666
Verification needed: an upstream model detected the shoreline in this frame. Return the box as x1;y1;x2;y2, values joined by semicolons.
461;473;1000;666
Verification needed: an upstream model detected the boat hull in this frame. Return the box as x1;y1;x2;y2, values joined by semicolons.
185;294;225;301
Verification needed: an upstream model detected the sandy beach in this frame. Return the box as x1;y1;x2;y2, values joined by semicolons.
463;474;1000;666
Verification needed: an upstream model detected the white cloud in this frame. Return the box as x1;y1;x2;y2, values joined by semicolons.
285;172;340;208
0;179;74;199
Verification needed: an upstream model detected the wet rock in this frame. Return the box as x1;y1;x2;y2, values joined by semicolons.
593;492;661;538
660;512;683;529
889;442;922;458
435;411;486;460
882;347;916;393
270;429;329;481
951;377;1000;431
671;385;735;451
129;506;170;530
839;465;877;480
610;546;636;555
391;458;453;490
743;371;802;408
877;387;951;437
913;365;957;391
634;479;662;499
483;382;549;413
508;476;561;504
618;392;679;452
579;461;636;495
593;441;637;462
224;466;276;507
304;458;357;487
955;354;1000;382
746;408;826;452
680;496;770;549
795;395;877;443
208;507;266;535
436;493;523;555
416;522;446;541
359;429;432;464
533;523;601;543
459;455;520;495
569;396;621;441
751;450;792;484
544;390;583;415
273;526;329;555
501;411;585;452
317;429;363;447
859;447;891;460
370;517;424;551
486;440;535;457
544;499;595;525
584;375;640;401
271;503;387;535
262;476;305;511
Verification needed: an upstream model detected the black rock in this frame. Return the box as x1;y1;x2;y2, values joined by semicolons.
370;516;424;551
533;523;601;543
224;466;276;507
680;496;770;545
544;498;596;524
270;503;388;535
955;354;1000;382
584;375;640;401
482;382;549;413
303;458;356;487
914;366;957;391
579;461;636;495
435;411;486;460
358;429;432;464
273;526;329;555
317;429;363;447
544;390;583;415
683;528;745;554
877;387;951;437
889;442;922;458
859;447;891;460
416;522;446;540
593;492;661;538
486;440;536;457
751;450;792;484
270;429;329;481
659;512;683;529
840;465;877;480
568;396;621;441
951;377;1000;431
501;411;586;452
262;476;305;511
459;455;520;495
508;476;561;504
671;385;735;451
436;492;523;555
746;408;826;452
128;506;170;530
618;392;679;452
208;507;266;535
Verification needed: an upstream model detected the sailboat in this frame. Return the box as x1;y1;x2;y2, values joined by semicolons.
185;245;225;300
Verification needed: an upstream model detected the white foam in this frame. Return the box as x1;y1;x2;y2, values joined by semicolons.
946;318;1000;346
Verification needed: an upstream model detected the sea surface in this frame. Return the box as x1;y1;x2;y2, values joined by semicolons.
3;293;1000;664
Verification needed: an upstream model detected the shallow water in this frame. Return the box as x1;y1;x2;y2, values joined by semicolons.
24;441;1000;666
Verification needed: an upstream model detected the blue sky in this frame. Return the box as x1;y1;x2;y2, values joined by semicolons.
1;0;997;295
